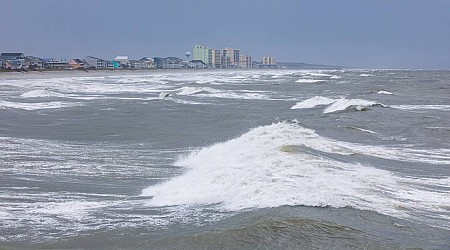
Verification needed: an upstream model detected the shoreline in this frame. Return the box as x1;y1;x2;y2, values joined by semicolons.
0;68;301;80
0;68;252;80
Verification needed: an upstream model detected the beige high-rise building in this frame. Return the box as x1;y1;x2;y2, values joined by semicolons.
239;54;252;68
262;56;276;65
211;49;222;68
221;47;240;67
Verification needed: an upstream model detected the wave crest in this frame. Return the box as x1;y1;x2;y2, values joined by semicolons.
291;96;385;113
142;123;450;226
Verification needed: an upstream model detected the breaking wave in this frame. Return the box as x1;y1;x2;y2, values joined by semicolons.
378;90;394;95
291;96;385;113
391;105;450;112
295;79;326;83
0;100;81;110
20;89;66;98
175;87;269;100
142;122;450;227
291;96;336;109
323;98;383;113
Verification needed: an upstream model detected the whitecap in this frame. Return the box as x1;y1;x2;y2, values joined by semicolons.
20;90;65;98
159;92;172;98
295;79;326;83
391;105;450;112
378;90;394;95
291;96;336;109
291;96;385;114
0;100;81;110
323;98;383;113
141;122;450;227
176;87;217;96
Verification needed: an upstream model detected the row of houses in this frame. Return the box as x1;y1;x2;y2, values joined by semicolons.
0;53;198;70
1;49;278;71
0;53;85;70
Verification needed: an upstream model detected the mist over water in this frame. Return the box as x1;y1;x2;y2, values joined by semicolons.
1;69;449;249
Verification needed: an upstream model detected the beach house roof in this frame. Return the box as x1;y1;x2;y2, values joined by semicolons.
1;53;24;57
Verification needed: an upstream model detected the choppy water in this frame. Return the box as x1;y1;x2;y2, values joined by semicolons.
0;69;449;249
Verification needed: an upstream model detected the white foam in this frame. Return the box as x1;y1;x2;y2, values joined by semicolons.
20;90;65;98
295;79;326;83
301;72;334;77
170;99;208;105
142;123;450;225
31;201;107;221
348;126;379;134
323;98;382;113
291;96;384;114
199;92;269;100
291;96;336;109
176;87;217;96
176;86;269;100
0;100;81;110
159;92;171;98
378;90;394;95
391;105;450;112
359;74;373;77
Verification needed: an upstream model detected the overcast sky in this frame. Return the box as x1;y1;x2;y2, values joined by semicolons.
2;0;450;68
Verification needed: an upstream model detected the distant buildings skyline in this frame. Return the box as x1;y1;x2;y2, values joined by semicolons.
192;44;276;69
0;44;277;71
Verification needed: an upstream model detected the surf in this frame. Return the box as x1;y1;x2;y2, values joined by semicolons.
142;122;450;228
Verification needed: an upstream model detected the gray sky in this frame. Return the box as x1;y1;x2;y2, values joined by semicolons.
2;0;450;68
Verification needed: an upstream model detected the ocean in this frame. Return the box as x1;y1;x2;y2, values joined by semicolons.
0;69;449;249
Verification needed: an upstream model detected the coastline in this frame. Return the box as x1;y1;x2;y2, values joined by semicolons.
0;68;289;80
0;68;220;80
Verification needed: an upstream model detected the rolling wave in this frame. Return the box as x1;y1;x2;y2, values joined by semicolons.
142;122;450;228
291;96;385;113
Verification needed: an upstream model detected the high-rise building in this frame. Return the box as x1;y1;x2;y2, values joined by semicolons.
233;49;240;66
192;45;245;68
262;56;276;65
193;45;211;65
211;49;222;68
221;47;240;68
239;54;252;68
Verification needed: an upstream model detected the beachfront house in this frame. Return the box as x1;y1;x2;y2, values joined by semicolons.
129;60;144;69
0;53;25;68
115;56;129;67
44;59;69;70
68;59;87;69
84;56;116;69
153;57;184;69
25;56;46;69
188;60;208;69
139;57;155;69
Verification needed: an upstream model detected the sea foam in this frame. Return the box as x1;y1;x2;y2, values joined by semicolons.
291;96;336;109
0;100;81;110
291;96;384;113
20;89;66;98
391;105;450;112
323;98;381;113
142;122;450;225
378;90;394;95
295;79;326;83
